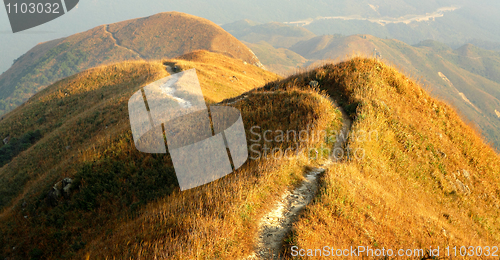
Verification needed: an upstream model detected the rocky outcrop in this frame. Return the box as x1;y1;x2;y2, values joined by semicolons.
309;80;319;88
3;136;10;144
46;178;73;206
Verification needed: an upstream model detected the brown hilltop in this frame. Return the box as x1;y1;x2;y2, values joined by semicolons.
0;12;263;117
106;12;262;66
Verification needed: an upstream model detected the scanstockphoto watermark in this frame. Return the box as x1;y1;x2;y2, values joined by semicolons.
248;125;378;161
291;245;500;258
129;69;249;191
291;246;438;258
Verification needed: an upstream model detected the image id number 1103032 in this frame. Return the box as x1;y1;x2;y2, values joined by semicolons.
5;2;61;14
445;246;498;257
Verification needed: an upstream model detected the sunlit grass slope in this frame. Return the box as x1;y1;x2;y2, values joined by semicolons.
267;57;500;258
82;87;341;259
169;50;278;102
0;11;263;117
0;51;278;259
290;35;500;150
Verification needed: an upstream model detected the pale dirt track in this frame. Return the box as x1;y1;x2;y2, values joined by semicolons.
245;99;352;259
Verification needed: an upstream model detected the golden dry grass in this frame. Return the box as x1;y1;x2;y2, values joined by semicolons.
107;12;261;65
169;50;279;102
0;51;281;259
81;87;341;259
271;57;500;259
0;11;263;117
4;54;497;259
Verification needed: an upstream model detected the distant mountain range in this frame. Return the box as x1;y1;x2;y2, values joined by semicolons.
225;21;500;149
297;2;500;47
1;0;500;76
223;20;316;48
0;12;262;117
2;11;500;149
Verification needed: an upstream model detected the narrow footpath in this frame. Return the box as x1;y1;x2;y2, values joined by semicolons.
103;25;145;59
246;99;352;259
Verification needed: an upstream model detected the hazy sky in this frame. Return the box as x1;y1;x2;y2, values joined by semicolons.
0;0;499;74
0;0;203;73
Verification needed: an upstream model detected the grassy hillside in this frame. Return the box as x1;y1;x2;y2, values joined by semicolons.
81;87;341;259
2;47;498;259
287;34;500;150
0;12;262;117
264;58;500;258
0;51;280;259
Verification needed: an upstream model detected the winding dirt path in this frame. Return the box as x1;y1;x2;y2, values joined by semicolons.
212;86;353;259
246;99;352;259
103;25;146;59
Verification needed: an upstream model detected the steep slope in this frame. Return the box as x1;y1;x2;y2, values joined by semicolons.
0;51;278;259
0;12;263;117
265;58;500;257
289;34;500;150
80;87;341;259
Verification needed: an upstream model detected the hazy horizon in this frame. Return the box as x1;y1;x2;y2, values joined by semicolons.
1;0;500;74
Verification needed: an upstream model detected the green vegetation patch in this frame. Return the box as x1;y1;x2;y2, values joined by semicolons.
0;129;42;167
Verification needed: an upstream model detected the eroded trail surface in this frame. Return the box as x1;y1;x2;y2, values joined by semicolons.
246;100;352;259
103;25;145;59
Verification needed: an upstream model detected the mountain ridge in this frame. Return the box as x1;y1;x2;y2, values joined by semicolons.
228;25;500;149
1;52;499;259
0;12;263;117
280;58;500;255
0;50;279;259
